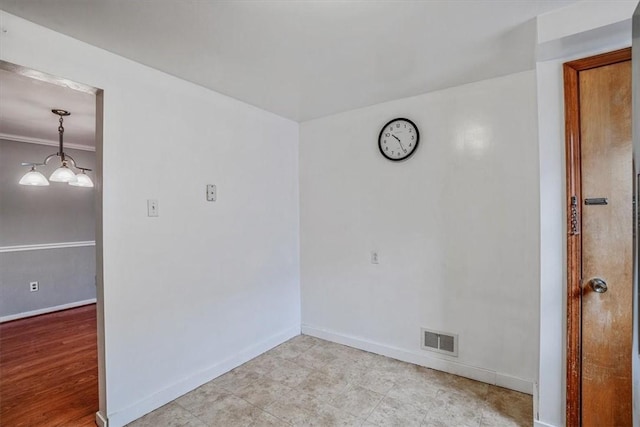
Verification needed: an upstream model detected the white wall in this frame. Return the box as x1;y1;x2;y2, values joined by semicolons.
535;58;567;427
0;11;300;427
535;2;636;426
299;70;540;394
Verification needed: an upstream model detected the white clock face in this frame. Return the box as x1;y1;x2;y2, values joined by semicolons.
378;118;419;161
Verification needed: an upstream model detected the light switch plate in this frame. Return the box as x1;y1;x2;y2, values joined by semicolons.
147;199;159;217
207;184;216;202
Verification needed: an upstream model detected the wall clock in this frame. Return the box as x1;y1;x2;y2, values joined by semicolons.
378;118;419;161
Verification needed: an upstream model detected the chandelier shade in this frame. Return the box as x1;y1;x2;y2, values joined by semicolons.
69;169;94;187
18;165;50;186
49;162;78;183
19;109;93;188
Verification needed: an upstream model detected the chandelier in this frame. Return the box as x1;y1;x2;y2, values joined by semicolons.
19;109;94;188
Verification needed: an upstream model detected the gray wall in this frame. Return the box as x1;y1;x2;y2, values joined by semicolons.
1;139;96;245
0;246;96;316
0;139;96;318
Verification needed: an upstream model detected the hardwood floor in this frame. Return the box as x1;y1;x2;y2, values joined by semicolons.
0;304;98;427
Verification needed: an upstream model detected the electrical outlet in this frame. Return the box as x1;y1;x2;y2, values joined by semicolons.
30;281;39;292
147;199;159;217
206;184;216;201
371;251;379;264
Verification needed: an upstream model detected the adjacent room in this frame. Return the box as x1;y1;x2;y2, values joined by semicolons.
0;1;638;427
0;69;99;425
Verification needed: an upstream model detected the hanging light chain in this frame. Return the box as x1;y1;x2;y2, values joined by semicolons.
18;108;94;188
58;114;65;161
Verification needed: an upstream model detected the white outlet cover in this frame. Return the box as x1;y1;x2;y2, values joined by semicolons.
147;199;159;217
206;184;216;201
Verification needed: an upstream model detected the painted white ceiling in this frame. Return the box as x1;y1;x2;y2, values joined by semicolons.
0;0;578;122
0;69;96;147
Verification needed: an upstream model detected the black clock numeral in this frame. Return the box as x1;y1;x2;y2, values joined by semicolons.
385;147;388;151
411;136;414;140
396;123;400;128
385;133;390;137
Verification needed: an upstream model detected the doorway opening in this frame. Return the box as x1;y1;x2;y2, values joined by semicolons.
0;61;105;426
564;48;633;426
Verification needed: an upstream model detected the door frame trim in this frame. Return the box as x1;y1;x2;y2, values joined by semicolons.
563;47;631;427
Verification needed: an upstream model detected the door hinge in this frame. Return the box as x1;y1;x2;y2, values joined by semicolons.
570;196;580;235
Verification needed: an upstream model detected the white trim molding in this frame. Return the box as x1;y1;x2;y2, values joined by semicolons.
302;324;534;395
95;411;109;427
0;240;95;253
534;421;557;427
0;132;95;152
0;298;96;323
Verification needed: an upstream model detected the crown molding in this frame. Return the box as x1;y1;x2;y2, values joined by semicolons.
0;132;95;152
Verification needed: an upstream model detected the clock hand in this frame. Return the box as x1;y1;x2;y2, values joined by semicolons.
392;135;406;152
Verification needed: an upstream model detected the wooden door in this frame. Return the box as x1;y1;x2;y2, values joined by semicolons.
564;49;633;426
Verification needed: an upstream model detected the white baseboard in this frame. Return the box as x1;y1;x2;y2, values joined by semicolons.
302;324;533;395
0;298;97;323
496;372;534;395
106;325;300;427
95;411;108;427
534;420;557;427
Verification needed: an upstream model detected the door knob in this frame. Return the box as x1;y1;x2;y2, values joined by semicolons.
588;278;608;293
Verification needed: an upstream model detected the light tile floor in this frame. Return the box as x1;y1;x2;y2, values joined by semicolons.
128;335;532;427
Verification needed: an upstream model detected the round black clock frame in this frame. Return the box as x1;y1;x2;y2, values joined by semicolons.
378;117;420;162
